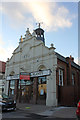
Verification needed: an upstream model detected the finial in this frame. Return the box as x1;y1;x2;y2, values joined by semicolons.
20;35;23;42
51;43;54;47
26;28;29;32
36;22;43;28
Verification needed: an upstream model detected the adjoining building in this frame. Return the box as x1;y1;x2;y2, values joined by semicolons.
5;26;80;106
0;61;6;93
56;53;80;106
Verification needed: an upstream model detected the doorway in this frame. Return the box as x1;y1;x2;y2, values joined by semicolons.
37;76;46;105
18;80;33;103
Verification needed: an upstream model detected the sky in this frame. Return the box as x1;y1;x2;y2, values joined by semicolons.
0;1;79;65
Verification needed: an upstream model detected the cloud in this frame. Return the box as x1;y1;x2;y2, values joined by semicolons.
0;35;4;45
26;2;73;31
74;57;78;64
0;34;14;61
1;2;75;31
0;45;15;62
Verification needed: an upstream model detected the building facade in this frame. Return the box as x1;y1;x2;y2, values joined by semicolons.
5;27;80;106
0;61;6;93
5;27;57;106
56;53;80;106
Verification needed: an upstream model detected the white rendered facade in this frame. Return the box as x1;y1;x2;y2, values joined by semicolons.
5;28;57;106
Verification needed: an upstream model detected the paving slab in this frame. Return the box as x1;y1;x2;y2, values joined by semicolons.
16;103;77;118
49;107;77;118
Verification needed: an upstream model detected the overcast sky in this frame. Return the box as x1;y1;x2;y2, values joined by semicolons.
0;1;79;64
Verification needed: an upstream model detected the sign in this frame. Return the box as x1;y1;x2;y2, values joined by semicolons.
40;89;44;95
30;69;51;77
6;74;19;80
20;75;30;80
20;72;30;80
20;72;29;75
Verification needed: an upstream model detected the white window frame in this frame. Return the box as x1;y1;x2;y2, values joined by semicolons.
72;73;74;85
59;69;63;86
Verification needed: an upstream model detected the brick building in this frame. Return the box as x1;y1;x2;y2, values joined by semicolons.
5;26;80;106
56;53;80;106
0;61;6;93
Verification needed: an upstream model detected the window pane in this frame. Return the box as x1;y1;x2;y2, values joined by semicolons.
38;77;46;84
59;69;63;86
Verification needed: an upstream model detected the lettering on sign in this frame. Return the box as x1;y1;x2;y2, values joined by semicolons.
20;72;30;80
6;74;19;80
30;69;51;77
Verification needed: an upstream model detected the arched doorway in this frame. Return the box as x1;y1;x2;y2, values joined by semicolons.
37;65;47;105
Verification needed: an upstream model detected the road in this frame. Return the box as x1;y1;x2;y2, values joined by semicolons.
1;109;77;120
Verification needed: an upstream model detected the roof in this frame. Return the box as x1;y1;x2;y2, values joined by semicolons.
55;52;68;64
34;28;44;33
71;62;80;70
56;52;80;70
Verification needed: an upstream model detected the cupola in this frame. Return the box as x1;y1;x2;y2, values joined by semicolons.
34;23;45;44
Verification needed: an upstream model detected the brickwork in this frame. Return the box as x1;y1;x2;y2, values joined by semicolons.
0;61;6;73
57;55;80;106
57;57;80;86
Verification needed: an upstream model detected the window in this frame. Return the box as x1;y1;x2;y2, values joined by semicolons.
59;69;63;86
9;80;15;95
18;80;32;89
38;77;46;84
72;73;75;85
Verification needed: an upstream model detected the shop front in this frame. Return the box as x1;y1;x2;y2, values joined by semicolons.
6;74;33;103
6;69;51;105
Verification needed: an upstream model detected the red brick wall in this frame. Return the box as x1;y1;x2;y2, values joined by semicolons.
57;57;80;106
58;85;79;106
57;58;80;86
57;59;68;86
0;61;6;73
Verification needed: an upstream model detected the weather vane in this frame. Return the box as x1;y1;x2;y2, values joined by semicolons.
36;22;43;28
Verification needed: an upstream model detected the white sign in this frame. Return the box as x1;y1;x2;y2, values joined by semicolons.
40;89;44;95
6;74;19;80
30;69;51;77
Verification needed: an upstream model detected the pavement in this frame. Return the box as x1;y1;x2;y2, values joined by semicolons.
16;103;77;118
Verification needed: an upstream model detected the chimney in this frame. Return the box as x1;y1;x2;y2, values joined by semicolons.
70;55;74;62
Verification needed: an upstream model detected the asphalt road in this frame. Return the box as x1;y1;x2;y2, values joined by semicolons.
1;109;77;120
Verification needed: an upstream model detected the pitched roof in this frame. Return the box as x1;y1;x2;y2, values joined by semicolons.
56;52;80;70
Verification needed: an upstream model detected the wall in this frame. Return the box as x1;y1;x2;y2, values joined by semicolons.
57;56;80;106
5;29;57;106
58;85;80;106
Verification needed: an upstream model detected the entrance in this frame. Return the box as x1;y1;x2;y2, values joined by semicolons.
18;80;33;103
8;69;51;105
37;76;46;105
30;69;51;105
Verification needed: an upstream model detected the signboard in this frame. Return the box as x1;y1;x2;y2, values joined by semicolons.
6;70;51;80
40;89;44;95
6;74;19;80
30;69;51;77
20;72;30;80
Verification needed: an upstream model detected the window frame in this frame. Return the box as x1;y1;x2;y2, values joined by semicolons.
59;69;64;86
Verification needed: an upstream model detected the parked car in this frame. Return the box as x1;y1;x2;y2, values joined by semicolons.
0;93;16;111
76;101;80;120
